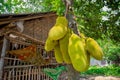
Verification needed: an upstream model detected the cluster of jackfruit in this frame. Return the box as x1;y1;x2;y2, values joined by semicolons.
45;16;104;72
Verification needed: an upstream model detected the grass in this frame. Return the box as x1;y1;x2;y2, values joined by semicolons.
80;65;120;77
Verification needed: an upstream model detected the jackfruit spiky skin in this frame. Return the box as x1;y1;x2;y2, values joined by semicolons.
48;17;68;40
59;28;71;64
54;44;64;63
80;33;86;39
68;33;88;72
84;51;90;71
81;37;90;71
56;16;68;27
86;38;103;60
45;37;58;51
79;33;86;46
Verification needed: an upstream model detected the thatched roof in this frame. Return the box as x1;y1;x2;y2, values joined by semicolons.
0;12;57;46
0;12;56;25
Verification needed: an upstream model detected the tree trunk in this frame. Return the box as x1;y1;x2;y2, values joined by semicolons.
66;64;80;80
66;14;80;80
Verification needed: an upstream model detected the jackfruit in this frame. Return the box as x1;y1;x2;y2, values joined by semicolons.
86;38;103;60
81;37;90;71
79;33;86;46
54;44;64;63
80;33;86;39
68;33;88;72
48;17;68;40
45;37;58;51
59;28;71;64
55;16;68;27
84;51;90;71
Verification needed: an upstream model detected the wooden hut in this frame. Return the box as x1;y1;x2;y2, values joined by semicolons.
0;12;64;80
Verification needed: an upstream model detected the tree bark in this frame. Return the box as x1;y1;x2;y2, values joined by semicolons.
63;1;81;79
66;14;80;80
66;64;80;80
0;37;8;80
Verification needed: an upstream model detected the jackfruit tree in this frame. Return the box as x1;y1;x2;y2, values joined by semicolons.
41;0;120;41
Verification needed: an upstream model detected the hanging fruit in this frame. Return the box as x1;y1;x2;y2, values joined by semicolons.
45;16;104;72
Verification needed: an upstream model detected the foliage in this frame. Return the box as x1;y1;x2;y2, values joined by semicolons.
0;0;120;64
41;0;65;15
41;0;104;38
97;38;120;64
41;0;120;42
0;0;43;14
0;0;119;42
107;44;120;64
80;65;120;77
101;0;120;42
73;0;104;38
34;0;120;62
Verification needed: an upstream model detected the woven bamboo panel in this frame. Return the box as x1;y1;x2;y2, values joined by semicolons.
23;15;57;42
3;41;59;80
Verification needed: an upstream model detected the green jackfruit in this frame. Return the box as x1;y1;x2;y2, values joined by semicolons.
68;33;88;72
56;16;68;27
79;33;86;47
45;37;58;51
48;17;68;40
86;38;103;60
59;28;71;64
84;51;90;71
54;44;64;63
80;33;86;39
81;37;90;71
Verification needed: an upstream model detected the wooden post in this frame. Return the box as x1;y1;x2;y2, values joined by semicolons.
0;37;8;80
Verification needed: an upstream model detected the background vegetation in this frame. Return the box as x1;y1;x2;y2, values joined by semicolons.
81;65;120;77
0;0;120;65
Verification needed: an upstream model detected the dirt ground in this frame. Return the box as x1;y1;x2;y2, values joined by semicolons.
87;76;120;80
59;71;120;80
